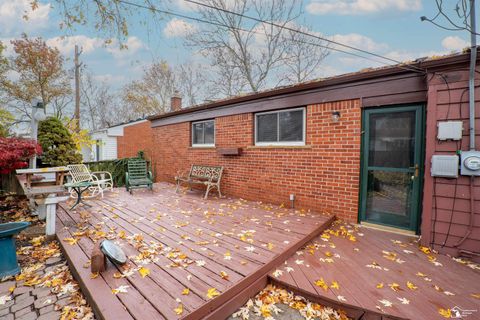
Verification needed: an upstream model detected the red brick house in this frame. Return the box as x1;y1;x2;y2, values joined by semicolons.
141;52;480;262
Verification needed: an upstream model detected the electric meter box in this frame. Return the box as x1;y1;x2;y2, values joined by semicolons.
437;121;463;140
431;155;459;178
460;150;480;176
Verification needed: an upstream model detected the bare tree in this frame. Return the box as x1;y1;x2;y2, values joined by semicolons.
187;0;303;93
176;62;209;106
282;25;330;84
421;0;477;34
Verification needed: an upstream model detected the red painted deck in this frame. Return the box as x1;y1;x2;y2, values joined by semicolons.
270;221;480;320
56;182;334;320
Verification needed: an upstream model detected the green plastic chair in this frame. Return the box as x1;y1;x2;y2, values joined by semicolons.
125;158;153;194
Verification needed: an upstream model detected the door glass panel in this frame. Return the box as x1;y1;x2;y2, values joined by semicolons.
368;111;415;168
366;171;411;221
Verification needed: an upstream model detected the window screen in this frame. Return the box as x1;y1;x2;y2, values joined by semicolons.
192;120;215;146
256;108;305;145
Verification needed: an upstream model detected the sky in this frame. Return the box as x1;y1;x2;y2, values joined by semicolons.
0;0;475;97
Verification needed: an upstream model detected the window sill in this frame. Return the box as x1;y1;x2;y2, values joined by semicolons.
189;146;216;150
247;145;312;149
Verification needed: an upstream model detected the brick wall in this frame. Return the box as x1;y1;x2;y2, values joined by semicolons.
117;121;153;160
151;99;361;221
422;69;480;262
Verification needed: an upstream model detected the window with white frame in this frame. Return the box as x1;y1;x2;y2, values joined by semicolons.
255;108;306;146
192;120;215;147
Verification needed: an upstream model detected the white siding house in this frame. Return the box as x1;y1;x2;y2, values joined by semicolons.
82;119;147;162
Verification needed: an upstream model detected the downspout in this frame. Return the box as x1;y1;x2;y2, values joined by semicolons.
455;0;476;247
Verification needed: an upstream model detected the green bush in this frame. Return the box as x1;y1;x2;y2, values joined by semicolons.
84;158;151;187
38;117;82;166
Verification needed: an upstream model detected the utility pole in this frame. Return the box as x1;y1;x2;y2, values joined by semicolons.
74;45;82;132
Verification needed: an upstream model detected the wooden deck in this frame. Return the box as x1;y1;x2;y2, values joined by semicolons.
56;182;334;320
270;220;480;320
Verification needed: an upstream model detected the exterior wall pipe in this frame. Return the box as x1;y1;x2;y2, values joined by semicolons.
469;0;476;150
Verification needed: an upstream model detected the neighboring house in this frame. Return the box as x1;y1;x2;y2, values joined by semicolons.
82;119;149;162
144;51;480;262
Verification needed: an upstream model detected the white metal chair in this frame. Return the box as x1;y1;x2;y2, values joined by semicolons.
67;164;113;198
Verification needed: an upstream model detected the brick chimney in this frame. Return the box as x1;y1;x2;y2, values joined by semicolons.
171;90;182;112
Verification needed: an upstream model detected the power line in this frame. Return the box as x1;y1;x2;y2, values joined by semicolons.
184;0;426;73
116;0;425;74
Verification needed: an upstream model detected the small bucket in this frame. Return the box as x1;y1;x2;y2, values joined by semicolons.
0;222;30;278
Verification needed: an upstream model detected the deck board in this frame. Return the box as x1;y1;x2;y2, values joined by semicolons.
56;182;333;320
270;221;480;320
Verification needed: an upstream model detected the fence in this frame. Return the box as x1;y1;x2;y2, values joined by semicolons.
84;158;151;187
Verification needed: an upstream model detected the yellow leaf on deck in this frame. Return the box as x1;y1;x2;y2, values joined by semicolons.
314;278;328;291
406;281;418;290
220;271;229;280
267;243;274;250
260;304;271;317
138;267;150;278
64;238;78;245
376;283;384;289
8;286;14;293
182;288;190;295
113;272;123;279
389;283;401;292
330;281;340;290
174;304;183;315
207;288;220;299
471;293;480;299
438;308;451;318
117;231;126;239
90;272;99;279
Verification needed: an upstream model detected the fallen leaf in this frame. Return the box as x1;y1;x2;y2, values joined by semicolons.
376;283;384;289
438;308;451;318
471;293;480;299
406;281;418;290
182;288;190;295
220;271;229;280
138;267;150;278
378;299;393;307
207;288;220;299
314;278;328;291
64;238;78;245
272;269;283;278
112;285;130;294
0;295;12;305
330;281;340;290
174;303;183;315
389;283;401;292
337;295;346;302
195;260;206;267
90;272;99;279
397;297;410;305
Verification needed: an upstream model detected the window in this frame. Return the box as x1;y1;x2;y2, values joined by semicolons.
192;120;215;147
255;108;305;146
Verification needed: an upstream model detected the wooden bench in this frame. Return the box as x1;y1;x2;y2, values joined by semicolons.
175;165;223;199
125;158;153;194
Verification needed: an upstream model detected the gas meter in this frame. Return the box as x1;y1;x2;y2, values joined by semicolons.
460;150;480;176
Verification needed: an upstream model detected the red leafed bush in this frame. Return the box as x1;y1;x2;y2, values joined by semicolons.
0;137;42;174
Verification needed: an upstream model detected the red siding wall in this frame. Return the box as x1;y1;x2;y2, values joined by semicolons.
422;69;480;261
117;121;153;160
152;100;361;221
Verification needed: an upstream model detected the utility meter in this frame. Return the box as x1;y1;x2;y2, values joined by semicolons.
460;150;480;176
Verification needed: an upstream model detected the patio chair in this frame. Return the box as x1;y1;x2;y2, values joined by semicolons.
125;158;153;194
67;164;113;198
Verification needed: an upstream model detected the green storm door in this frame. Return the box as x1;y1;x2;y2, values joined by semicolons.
359;105;424;232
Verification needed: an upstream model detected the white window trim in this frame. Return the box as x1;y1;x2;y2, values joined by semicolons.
192;119;215;147
255;107;306;146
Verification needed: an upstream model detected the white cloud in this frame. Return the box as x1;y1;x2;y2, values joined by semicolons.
46;35;104;56
0;0;51;35
163;18;197;38
306;0;422;15
106;36;146;59
332;33;389;52
441;36;469;52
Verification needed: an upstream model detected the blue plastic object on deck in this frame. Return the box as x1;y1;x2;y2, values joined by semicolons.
0;222;30;278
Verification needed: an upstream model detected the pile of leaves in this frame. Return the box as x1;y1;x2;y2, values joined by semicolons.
1;236;94;320
0;137;41;174
0;195;40;224
232;284;350;320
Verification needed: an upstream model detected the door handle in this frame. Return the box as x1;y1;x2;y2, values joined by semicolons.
410;164;419;179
